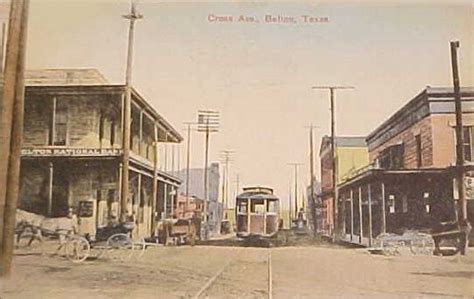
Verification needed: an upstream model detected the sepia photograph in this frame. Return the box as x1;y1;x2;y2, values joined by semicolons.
0;0;473;298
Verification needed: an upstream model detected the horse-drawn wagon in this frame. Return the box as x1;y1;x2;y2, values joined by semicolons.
15;209;145;263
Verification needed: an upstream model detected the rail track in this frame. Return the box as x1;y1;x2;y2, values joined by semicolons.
192;249;273;299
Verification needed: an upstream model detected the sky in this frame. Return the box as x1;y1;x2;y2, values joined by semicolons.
23;0;474;210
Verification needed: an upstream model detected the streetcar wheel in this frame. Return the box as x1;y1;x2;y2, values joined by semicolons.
65;236;90;263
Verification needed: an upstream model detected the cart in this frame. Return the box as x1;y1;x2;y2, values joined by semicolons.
15;210;145;263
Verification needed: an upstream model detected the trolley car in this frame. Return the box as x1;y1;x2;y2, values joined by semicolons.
235;186;280;238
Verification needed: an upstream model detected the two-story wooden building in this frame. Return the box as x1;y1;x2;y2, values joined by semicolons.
318;136;369;236
19;69;183;239
336;87;474;246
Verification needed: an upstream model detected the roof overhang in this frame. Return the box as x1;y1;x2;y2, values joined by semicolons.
25;84;183;143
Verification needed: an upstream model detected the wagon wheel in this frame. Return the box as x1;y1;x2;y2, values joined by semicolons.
64;236;90;263
409;237;435;255
106;233;134;261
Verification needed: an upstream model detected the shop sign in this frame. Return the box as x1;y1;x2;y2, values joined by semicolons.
21;147;122;157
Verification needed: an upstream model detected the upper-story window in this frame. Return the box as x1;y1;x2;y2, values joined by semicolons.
463;127;472;162
53;103;67;146
379;143;404;169
415;134;422;168
454;126;474;162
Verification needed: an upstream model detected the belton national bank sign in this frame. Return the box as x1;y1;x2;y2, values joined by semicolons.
21;147;122;157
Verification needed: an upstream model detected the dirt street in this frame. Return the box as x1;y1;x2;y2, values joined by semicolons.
1;245;473;298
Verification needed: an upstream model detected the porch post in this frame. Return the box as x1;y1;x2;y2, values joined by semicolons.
121;90;131;222
263;198;267;235
171;186;175;218
47;162;54;217
368;183;373;246
163;183;168;219
247;200;251;234
381;182;386;234
358;186;363;243
139;110;143;155
118;163;123;217
50;97;56;145
137;172;141;223
350;188;354;241
151;124;158;234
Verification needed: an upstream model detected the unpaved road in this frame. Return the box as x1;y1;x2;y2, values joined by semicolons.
1;246;473;298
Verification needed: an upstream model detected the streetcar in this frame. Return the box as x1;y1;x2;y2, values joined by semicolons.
235;186;280;238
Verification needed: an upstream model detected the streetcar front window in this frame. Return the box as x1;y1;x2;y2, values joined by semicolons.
237;200;248;214
267;200;277;213
251;199;265;214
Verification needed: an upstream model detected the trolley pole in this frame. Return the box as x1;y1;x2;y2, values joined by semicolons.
121;1;142;222
312;86;354;240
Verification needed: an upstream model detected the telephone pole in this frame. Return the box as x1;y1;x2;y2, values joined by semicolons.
220;150;235;215
288;163;303;219
312;86;354;239
305;124;319;231
450;41;469;255
183;122;198;214
197;110;219;226
0;0;30;277
121;1;142;222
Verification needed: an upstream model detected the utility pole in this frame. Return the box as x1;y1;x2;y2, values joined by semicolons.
288;163;303;220
220;150;234;215
312;86;354;239
234;173;240;199
0;22;6;73
288;181;292;228
0;0;29;277
197;110;219;227
121;1;142;222
450;41;469;255
305;124;319;231
183;122;197;215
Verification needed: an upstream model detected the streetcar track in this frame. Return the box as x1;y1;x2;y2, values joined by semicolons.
191;248;273;299
191;249;242;299
268;249;272;299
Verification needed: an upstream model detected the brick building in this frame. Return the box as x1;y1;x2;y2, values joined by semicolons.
337;86;474;246
19;69;183;239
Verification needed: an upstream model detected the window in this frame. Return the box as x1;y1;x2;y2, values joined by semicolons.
267;200;277;213
110;120;116;146
388;195;395;213
424;192;430;214
463;127;472;162
251;199;265;214
402;196;408;213
379;143;404;169
454;126;474;162
237;200;248;214
99;113;105;142
415;134;422;167
54;104;68;146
